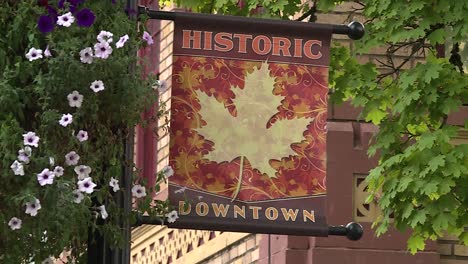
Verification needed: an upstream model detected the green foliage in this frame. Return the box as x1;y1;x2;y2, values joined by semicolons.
167;0;468;254
0;1;170;263
160;0;310;18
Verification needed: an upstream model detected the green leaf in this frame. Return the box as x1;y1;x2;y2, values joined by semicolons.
461;232;468;245
418;133;437;150
401;203;413;219
365;107;387;125
427;155;445;173
423;64;441;84
316;0;338;12
410;210;427;227
422;181;438;196
408;234;426;254
427;28;445;45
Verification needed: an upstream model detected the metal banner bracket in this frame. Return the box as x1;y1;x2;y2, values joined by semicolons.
134;215;364;241
137;6;365;40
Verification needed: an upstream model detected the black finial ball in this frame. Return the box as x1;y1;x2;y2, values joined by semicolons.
348;21;365;40
346;222;364;241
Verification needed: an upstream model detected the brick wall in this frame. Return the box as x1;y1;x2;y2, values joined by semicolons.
130;226;260;264
201;234;261;264
439;232;468;264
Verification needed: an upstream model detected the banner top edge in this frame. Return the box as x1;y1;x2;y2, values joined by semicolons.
171;11;333;33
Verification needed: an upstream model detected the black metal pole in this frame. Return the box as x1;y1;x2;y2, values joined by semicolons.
137;7;365;40
114;1;138;264
134;216;363;241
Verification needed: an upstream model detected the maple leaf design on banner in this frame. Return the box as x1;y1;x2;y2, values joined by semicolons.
196;62;312;199
170;56;327;201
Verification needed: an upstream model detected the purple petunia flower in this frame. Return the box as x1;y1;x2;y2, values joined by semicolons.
47;6;58;22
142;31;154;45
76;8;95;27
58;0;65;8
38;15;55;33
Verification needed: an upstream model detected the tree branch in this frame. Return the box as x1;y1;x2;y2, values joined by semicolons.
296;0;317;22
449;43;464;74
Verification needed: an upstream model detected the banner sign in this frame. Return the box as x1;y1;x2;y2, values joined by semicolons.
168;12;331;236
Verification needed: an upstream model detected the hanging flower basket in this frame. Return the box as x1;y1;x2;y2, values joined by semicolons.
0;1;175;262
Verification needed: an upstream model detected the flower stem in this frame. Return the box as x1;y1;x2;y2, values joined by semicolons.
231;156;244;202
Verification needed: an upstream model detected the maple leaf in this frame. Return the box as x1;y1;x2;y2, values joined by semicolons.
196;62;312;178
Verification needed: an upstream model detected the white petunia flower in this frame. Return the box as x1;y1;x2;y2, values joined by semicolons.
142;31;154;45
44;45;52;57
162;165;174;178
90;80;105;93
72;189;84;203
93;41;113;59
24;146;32;155
74;165;91;180
98;205;108;219
25;198;42;216
65;151;80;166
8;217;22;230
59;113;73;127
67;91;84;108
156;80;168;93
78;177;97;194
165;210;179;223
131;184;146;198
79;47;93;64
76;130;88;142
97;30;113;43
18;147;32;164
25;47;43;61
53;166;64;177
109;177;120;192
23;131;40;147
37;168;55;186
115;34;129;48
49;157;54;167
57;12;75;27
11;160;25;176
